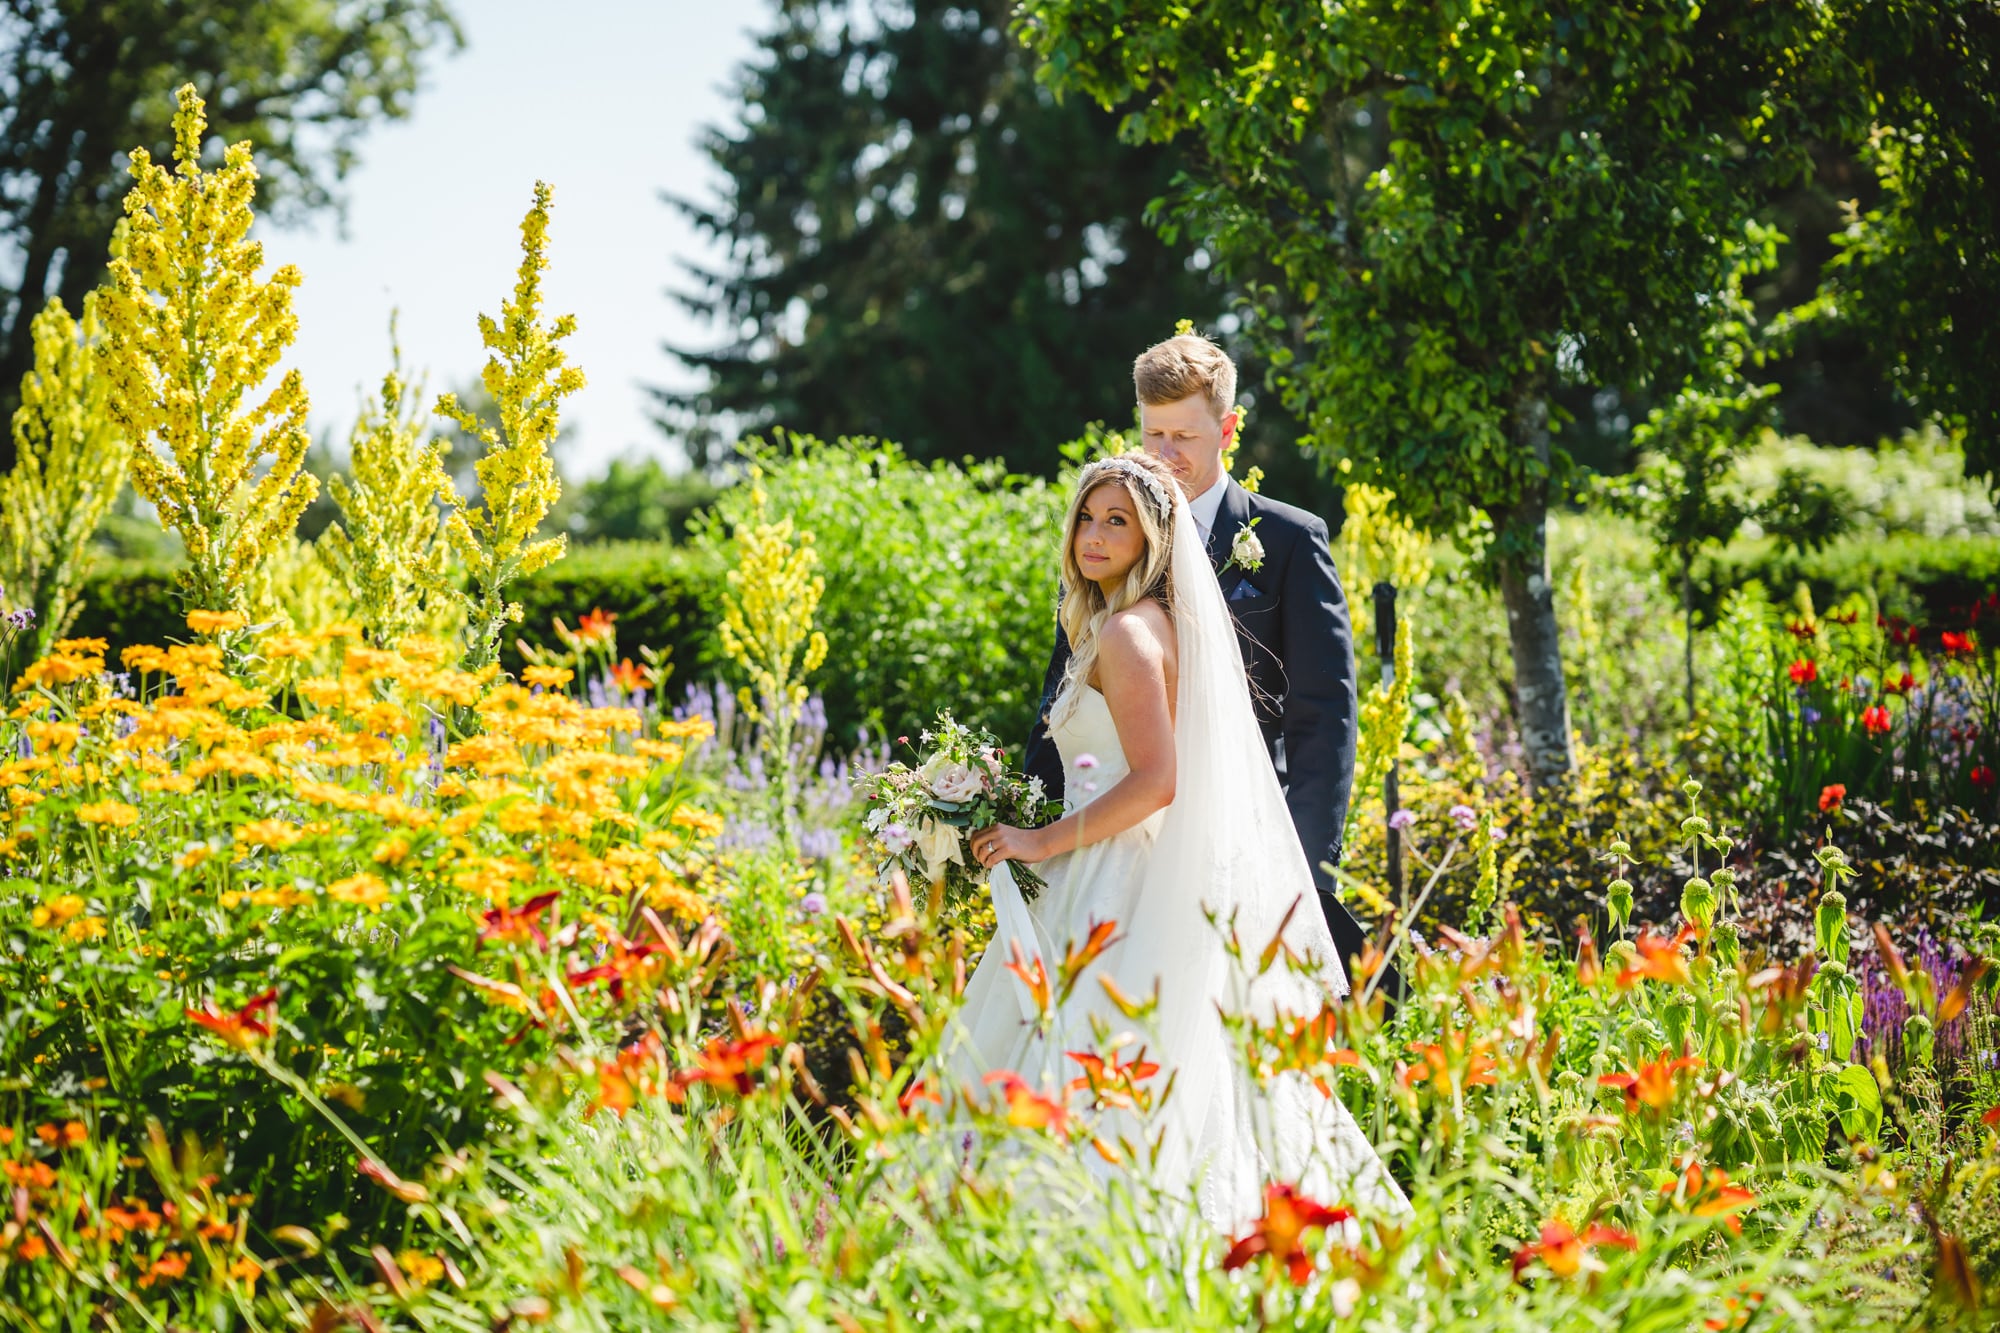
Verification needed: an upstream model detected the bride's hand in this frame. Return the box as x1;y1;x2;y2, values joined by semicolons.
970;823;1047;869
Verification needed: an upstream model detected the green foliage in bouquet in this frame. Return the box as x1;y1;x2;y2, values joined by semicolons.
856;711;1061;911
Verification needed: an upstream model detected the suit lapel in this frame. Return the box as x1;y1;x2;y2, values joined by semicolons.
1205;476;1253;573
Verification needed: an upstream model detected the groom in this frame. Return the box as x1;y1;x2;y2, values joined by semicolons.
1024;332;1398;999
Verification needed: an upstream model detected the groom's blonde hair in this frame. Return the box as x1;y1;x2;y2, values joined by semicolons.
1051;452;1179;731
1133;333;1237;423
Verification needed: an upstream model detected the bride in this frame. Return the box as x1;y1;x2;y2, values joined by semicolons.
949;451;1406;1231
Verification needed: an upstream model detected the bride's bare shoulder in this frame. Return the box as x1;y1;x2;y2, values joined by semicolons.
1100;600;1177;673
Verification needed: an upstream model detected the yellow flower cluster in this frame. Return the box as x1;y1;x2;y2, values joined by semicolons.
1346;614;1414;864
1337;483;1434;646
96;84;316;615
0;293;130;660
435;181;584;670
717;472;830;729
2;611;721;935
322;344;457;648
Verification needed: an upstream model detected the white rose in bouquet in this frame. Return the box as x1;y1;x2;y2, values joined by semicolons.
914;816;964;883
920;753;985;803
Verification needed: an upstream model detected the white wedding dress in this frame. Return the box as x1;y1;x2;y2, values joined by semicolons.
947;470;1407;1234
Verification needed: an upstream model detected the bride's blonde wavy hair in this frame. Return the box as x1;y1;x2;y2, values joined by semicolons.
1050;453;1179;730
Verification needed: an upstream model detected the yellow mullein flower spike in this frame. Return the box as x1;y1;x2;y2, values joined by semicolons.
323;328;457;648
1336;483;1434;645
1;292;131;660
98;84;317;616
435;182;583;671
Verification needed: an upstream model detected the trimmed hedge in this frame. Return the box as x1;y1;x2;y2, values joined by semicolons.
1702;531;2000;623
59;438;1066;753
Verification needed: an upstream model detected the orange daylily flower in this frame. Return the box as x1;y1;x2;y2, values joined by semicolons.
478;891;562;950
595;1033;674;1117
1058;918;1121;996
898;1078;943;1116
567;934;665;1002
612;658;653;692
982;1071;1071;1132
1747;958;1816;1034
1665;1159;1756;1235
185;987;278;1052
678;1030;784;1097
1400;1028;1498;1094
1065;1046;1161;1108
1982;1104;2000;1130
1221;1183;1354;1286
575;608;618;646
1937;958;1992;1025
1512;1217;1638;1281
1615;924;1699;988
1597;1050;1705;1116
1003;940;1051;1014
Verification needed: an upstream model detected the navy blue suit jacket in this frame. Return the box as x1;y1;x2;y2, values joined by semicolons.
1022;475;1360;894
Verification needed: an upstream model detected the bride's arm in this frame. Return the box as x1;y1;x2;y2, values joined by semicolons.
972;607;1175;867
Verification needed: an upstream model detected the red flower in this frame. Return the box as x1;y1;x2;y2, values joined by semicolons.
1598;1050;1705;1116
1982;1105;2000;1129
185;988;278;1052
576;607;618;646
478;891;561;950
1942;630;1975;654
1787;658;1819;685
1511;1217;1638;1281
678;1030;784;1097
1222;1183;1354;1286
611;658;653;692
1785;620;1818;641
898;1078;944;1115
567;934;664;1002
1883;671;1916;696
1972;766;1996;790
1860;705;1891;736
1818;784;1846;812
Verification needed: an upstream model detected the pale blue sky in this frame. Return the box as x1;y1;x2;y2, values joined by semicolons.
271;0;759;477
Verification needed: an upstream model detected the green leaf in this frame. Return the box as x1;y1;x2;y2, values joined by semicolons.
1824;1063;1882;1142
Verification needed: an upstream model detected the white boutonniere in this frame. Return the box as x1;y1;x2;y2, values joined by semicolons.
1225;519;1265;573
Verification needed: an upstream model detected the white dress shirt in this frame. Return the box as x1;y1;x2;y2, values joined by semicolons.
1188;473;1228;546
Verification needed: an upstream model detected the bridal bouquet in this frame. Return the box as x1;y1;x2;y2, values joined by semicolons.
856;712;1061;905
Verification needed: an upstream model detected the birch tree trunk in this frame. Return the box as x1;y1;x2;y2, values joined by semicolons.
1493;395;1574;787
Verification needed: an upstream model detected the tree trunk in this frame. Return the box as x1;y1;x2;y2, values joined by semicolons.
1682;558;1696;722
1493;394;1574;788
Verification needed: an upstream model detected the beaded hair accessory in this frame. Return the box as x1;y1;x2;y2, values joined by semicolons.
1083;456;1177;518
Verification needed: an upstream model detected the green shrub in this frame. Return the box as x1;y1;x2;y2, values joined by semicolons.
687;433;1065;750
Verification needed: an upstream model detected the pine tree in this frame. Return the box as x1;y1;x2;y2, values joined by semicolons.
661;0;1234;478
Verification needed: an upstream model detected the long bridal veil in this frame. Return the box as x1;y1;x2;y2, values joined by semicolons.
1115;481;1404;1229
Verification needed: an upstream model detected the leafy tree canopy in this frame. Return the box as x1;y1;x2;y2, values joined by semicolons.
0;0;463;466
1015;0;1837;781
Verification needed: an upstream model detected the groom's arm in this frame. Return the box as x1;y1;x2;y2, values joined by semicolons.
1020;622;1070;814
1276;514;1359;885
